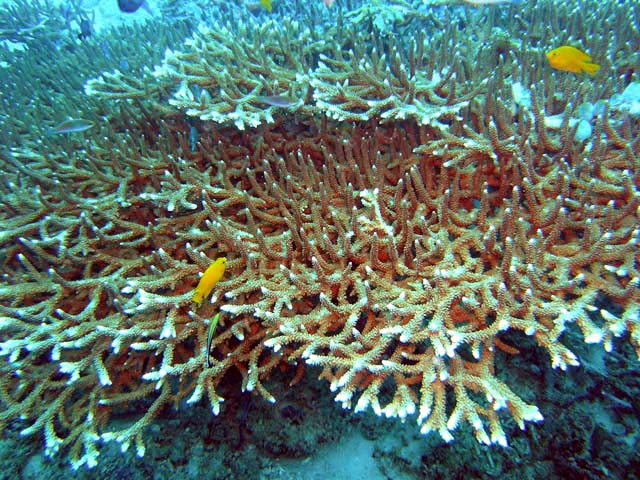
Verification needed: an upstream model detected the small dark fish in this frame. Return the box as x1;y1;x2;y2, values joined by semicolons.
78;17;92;40
48;119;94;135
117;0;149;13
255;95;298;108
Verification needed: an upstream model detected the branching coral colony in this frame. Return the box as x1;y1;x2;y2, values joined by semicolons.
1;0;639;470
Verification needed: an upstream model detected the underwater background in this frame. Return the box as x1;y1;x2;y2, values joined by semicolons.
1;0;639;479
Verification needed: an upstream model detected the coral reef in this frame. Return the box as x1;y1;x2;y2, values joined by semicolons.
1;0;639;472
84;12;479;128
0;0;193;147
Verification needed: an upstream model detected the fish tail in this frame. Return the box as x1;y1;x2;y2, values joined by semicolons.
583;62;601;76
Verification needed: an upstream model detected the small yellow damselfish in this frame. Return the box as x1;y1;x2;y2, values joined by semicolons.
546;46;601;76
192;257;227;306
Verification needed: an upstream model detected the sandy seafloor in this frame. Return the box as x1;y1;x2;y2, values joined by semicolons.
0;0;639;479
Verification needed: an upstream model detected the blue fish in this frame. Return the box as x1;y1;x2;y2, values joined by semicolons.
117;0;151;13
78;16;92;40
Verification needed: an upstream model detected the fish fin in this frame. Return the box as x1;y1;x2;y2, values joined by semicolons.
192;291;203;306
583;62;601;76
571;47;592;62
579;52;592;62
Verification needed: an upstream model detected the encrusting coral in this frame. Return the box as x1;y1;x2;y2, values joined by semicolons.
1;0;639;471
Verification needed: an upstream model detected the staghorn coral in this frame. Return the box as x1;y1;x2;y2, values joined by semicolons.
0;0;194;148
85;11;479;129
85;17;332;128
1;0;640;471
1;90;639;467
83;0;640;133
0;0;59;44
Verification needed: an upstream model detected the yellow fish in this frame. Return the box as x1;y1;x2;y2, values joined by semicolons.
192;257;227;306
546;46;601;76
260;0;272;12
